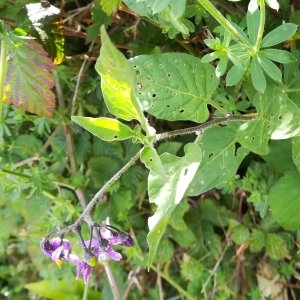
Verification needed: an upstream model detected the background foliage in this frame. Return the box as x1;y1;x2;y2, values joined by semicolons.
1;0;300;299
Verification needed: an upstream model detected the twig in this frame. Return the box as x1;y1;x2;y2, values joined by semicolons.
73;150;141;227
63;3;93;23
201;243;230;294
54;149;141;236
71;40;95;116
155;115;254;142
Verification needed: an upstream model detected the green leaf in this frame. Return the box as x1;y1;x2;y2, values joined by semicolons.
228;44;250;68
157;141;182;155
152;0;170;14
147;143;201;266
231;224;250;245
130;53;219;122
169;200;190;231
263;140;296;174
216;54;228;77
292;136;300;173
156;238;174;263
258;56;282;81
171;227;196;247
251;56;266;93
237;85;300;155
260;49;296;64
95;26;141;121
160;7;191;36
26;280;101;300
4;39;55;117
226;65;247;86
261;23;298;48
187;123;249;196
201;51;220;63
247;10;260;45
123;0;193;37
265;233;288;260
140;145;166;178
71;116;135;141
268;171;300;230
249;229;265;253
169;0;186;18
100;0;121;15
199;198;233;227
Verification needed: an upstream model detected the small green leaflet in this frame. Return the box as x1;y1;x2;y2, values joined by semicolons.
71;116;134;141
130;53;220;122
261;23;298;48
147;143;201;266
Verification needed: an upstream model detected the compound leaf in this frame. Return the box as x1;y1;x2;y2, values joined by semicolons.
130;53;219;122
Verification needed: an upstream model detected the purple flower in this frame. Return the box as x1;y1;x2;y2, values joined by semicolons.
40;219;134;285
81;238;122;263
100;219;134;247
40;237;71;267
67;254;92;284
107;231;134;247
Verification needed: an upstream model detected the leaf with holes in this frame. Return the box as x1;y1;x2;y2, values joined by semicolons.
147;143;201;266
4;39;55;117
130;53;220;122
95;26;141;121
71;116;135;141
140;145;166;178
237;85;300;155
187;122;249;196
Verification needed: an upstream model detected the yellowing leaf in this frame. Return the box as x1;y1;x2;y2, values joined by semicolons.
71;116;135;141
95;26;141;121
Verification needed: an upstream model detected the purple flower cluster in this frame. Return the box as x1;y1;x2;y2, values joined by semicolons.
40;220;133;284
